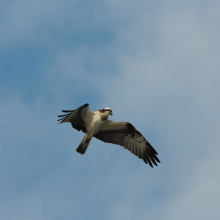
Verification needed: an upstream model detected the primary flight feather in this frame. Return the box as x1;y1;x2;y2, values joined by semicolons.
57;103;160;167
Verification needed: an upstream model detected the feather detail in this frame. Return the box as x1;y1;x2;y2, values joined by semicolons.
94;121;160;167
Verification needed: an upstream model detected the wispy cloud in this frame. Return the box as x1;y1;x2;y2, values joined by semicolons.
0;0;220;219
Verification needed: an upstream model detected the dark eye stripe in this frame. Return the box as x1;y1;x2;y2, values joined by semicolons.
99;109;112;113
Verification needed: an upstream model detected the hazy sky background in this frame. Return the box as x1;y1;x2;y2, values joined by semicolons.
1;0;220;219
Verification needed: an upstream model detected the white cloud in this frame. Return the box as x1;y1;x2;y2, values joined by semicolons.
1;0;220;219
89;1;220;219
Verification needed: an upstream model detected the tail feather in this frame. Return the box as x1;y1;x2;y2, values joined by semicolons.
76;134;91;154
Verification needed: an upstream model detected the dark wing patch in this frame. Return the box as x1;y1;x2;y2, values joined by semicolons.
94;122;160;168
57;103;88;133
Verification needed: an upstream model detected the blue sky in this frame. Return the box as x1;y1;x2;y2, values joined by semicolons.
1;0;220;219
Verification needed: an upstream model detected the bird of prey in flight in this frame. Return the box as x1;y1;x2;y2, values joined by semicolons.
57;103;160;167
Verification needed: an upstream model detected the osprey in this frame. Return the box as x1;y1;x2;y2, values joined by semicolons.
57;103;160;167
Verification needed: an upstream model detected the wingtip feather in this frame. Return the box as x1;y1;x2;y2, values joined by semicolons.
61;110;73;113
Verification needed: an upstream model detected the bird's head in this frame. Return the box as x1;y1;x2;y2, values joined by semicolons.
104;108;113;116
98;107;113;117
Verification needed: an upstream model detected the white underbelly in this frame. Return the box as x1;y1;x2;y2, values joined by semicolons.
84;113;105;137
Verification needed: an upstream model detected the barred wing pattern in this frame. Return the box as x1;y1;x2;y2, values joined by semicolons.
57;103;89;133
95;121;160;167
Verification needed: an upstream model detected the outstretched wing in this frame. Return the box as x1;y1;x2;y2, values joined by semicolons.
94;120;160;167
57;103;89;133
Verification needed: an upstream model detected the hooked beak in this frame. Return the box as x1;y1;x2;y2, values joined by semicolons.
110;111;113;116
